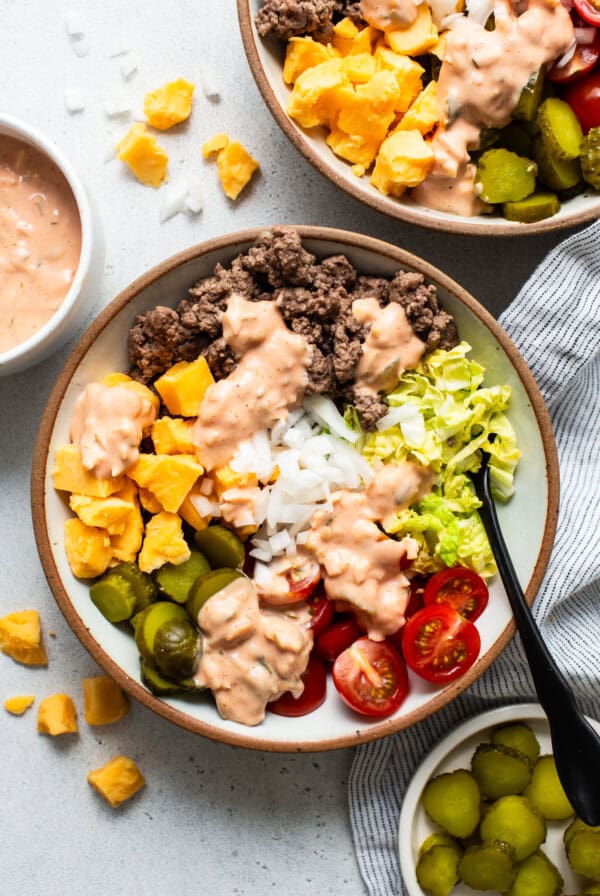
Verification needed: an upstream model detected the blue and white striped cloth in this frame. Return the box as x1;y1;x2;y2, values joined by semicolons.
349;222;600;896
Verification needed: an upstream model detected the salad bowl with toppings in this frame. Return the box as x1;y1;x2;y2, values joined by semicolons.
32;226;558;750
239;0;600;233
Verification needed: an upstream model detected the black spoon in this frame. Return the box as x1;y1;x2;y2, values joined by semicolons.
471;452;600;826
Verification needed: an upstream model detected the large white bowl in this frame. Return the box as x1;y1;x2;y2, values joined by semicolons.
32;226;558;751
238;1;600;236
0;115;104;377
398;703;600;896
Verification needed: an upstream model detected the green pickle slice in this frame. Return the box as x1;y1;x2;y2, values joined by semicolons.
90;572;137;623
538;97;584;160
154;617;200;680
491;723;541;764
110;561;157;611
534;136;582;191
422;769;481;838
564;818;600;848
458;840;517;892
582;884;600;895
134;601;189;664
506;850;563;896
524;755;574;820
186;568;245;622
503;193;560;223
418;832;460;859
194;525;245;569
580;126;600;190
476;149;537;204
471;743;532;799
513;67;545;123
416;843;462;896
566;830;600;879
480;795;546;861
140;658;181;696
154;549;211;604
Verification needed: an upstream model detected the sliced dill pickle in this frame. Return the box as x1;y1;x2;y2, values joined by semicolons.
194;525;245;569
524;755;574;820
154;549;211;604
480;795;546;861
566;830;600;879
583;884;600;895
539;98;584;160
111;561;157;611
502;192;560;223
580;126;600;190
513;67;545;123
186;568;244;622
458;840;517;892
534;136;582;191
497;122;533;158
506;849;563;896
418;832;460;859
564;818;600;848
471;743;531;799
416;843;462;896
476;149;536;204
478;128;500;150
153;617;199;680
558;181;588;201
134;601;189;664
491;723;541;764
90;573;137;623
422;769;481;838
140;658;181;696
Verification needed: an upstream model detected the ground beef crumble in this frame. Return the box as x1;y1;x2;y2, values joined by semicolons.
128;227;458;430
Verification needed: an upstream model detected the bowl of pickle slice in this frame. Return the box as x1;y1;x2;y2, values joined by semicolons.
398;703;600;896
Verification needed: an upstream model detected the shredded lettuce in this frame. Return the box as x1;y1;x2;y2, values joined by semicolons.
344;341;521;578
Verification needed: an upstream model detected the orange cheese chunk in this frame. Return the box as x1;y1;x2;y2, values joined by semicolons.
87;755;145;808
37;693;78;735
64;518;112;579
117;123;169;188
154;357;215;417
151;417;195;455
216;141;260;200
83;676;129;726
202;132;230;158
4;695;36;715
53;444;124;498
127;454;203;513
138;511;191;573
0;610;48;666
144;78;195;130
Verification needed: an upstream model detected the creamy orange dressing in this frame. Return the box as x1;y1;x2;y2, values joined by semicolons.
0;134;81;352
360;0;421;27
415;0;573;215
352;298;425;394
71;382;157;478
255;550;319;606
192;294;310;471
194;576;312;726
219;485;263;529
305;462;432;639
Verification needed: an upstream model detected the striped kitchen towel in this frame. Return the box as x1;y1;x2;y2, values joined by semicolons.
349;221;600;896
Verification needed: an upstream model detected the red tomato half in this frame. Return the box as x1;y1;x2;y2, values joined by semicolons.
564;70;600;132
306;588;334;638
332;637;409;718
548;34;600;83
268;656;327;717
314;616;363;663
286;557;321;600
423;567;489;623
574;0;600;27
402;605;481;684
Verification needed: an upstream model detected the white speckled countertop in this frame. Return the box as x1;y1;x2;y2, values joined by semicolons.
0;2;581;894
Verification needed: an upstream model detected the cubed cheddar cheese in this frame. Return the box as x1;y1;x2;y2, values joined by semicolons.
127;454;203;513
138;511;191;573
144;78;195;130
116;123;169;188
53;444;124;498
109;479;144;563
154;356;215;417
287;58;348;129
349;24;378;55
385;5;438;55
202;132;230;158
64;518;113;579
373;49;423;115
216;141;260;201
337;74;398;142
332;16;360;55
37;693;78;736
151;417;195;455
342;52;377;84
326;127;381;168
395;81;439;136
283;37;337;84
83;676;129;726
87;756;145;808
212;465;259;500
68;494;134;536
101;373;160;415
371;129;434;197
4;695;36;715
0;610;47;666
138;487;163;514
178;483;211;531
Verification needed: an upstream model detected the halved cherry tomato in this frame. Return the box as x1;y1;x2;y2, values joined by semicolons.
332;637;409;718
574;0;600;27
306;588;334;638
402;605;481;684
564;69;600;132
314;616;363;663
268;656;327;717
548;33;600;83
259;555;321;606
423;567;489;623
286;557;321;600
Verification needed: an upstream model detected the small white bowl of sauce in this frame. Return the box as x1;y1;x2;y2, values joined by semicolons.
0;115;103;376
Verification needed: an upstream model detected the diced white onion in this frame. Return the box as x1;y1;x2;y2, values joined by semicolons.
575;26;597;45
465;0;493;25
103;86;131;117
72;38;90;58
304;395;360;444
441;12;465;28
159;182;189;223
199;63;220;100
555;37;577;69
65;11;85;36
64;86;84;113
189;494;221;518
120;51;139;80
199;478;214;496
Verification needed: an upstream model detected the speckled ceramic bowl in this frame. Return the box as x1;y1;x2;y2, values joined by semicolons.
32;226;558;751
238;1;600;236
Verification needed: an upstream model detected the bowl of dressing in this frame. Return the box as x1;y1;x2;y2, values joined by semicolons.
0;114;103;376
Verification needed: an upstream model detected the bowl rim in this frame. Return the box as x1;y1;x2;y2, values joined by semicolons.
0;113;94;367
237;0;600;237
31;225;560;752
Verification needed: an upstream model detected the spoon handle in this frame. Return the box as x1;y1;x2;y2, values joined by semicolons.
476;468;600;824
